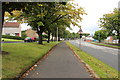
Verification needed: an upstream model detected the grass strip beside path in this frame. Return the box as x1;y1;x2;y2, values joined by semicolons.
2;38;23;41
2;42;59;79
91;42;120;49
66;42;119;80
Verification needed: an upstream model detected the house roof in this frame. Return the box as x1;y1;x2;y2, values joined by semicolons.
3;22;20;27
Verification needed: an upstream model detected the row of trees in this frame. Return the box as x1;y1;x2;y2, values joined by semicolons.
93;8;120;43
3;2;86;44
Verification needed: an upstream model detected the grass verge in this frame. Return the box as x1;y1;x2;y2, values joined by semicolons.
2;38;23;41
2;42;59;79
66;42;119;80
91;42;120;49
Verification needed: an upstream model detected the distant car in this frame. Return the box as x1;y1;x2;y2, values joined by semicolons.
31;37;36;42
24;37;33;42
93;39;97;42
24;37;37;42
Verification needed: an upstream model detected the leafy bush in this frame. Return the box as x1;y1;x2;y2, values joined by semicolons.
2;35;25;40
21;30;27;39
43;34;48;38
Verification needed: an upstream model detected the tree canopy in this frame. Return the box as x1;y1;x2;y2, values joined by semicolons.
4;2;86;44
93;30;108;42
99;8;120;43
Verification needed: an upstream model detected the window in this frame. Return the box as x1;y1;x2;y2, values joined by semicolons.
5;33;10;35
15;33;19;36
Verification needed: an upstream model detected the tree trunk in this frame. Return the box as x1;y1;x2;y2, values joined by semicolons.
0;4;5;54
51;34;53;42
37;27;43;44
0;2;2;54
38;30;43;44
118;38;120;44
99;40;101;43
58;37;60;41
47;31;50;43
117;31;120;44
2;10;5;26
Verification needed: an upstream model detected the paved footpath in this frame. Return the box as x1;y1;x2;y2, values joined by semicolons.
24;42;92;78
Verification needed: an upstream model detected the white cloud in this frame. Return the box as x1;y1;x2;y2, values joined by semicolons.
21;23;31;31
71;0;119;34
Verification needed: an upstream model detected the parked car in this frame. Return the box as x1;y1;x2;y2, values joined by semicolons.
24;37;36;42
31;37;36;42
24;37;32;42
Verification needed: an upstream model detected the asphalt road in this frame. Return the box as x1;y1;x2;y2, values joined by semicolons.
69;40;119;71
24;42;92;78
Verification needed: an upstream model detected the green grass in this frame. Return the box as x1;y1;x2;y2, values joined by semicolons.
2;42;59;79
2;38;23;41
66;42;119;80
91;42;120;49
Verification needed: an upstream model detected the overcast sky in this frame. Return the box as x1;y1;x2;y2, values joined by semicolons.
68;0;119;35
21;0;119;35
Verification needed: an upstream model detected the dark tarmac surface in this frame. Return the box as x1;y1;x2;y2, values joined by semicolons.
24;42;92;78
70;40;119;71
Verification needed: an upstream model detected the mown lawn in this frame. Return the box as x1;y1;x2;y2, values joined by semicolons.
66;42;119;80
2;42;59;79
2;38;23;41
91;42;120;49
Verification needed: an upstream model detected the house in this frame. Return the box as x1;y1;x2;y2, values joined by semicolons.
105;36;118;43
106;36;113;43
25;29;38;37
2;22;21;37
25;29;48;38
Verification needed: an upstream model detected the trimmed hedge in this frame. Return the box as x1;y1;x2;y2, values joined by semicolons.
2;35;25;40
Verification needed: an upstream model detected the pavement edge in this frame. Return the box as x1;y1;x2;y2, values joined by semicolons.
18;42;60;80
65;42;100;80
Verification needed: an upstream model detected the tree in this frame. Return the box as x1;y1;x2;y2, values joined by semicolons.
99;8;120;43
6;2;86;44
1;2;28;54
82;33;90;37
2;2;28;25
21;30;27;39
93;30;108;43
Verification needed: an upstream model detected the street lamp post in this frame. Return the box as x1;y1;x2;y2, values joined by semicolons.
57;27;58;43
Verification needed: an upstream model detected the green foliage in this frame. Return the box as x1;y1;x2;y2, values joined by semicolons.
64;30;71;38
37;22;44;26
21;30;27;39
2;35;25;40
82;33;90;37
93;30;108;42
4;2;86;44
69;32;79;39
43;34;48;38
60;31;80;39
99;8;120;43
